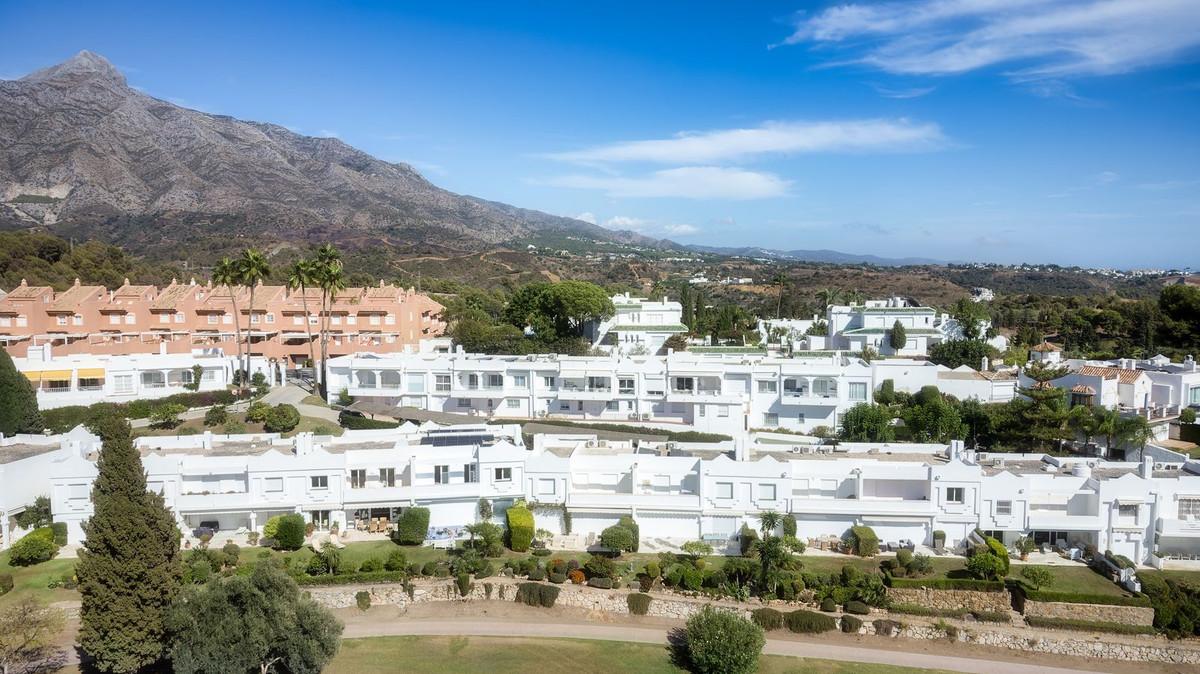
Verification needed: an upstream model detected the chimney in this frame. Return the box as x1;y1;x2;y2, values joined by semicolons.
981;356;989;371
202;431;213;451
948;439;964;461
295;432;314;456
1186;355;1196;372
1140;457;1153;479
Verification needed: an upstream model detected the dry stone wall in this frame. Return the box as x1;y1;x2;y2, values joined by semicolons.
886;587;1010;613
1022;600;1156;627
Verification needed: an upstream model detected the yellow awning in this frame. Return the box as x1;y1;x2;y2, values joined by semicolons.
76;368;105;378
22;369;72;381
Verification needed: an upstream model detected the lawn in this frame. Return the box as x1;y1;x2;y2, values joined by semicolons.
327;636;954;674
132;414;342;439
0;551;77;608
1015;564;1132;596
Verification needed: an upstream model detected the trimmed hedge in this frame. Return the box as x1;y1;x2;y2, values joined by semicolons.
886;576;1005;591
295;570;408;586
50;522;67;546
273;514;306;551
844;600;870;615
42;390;239;432
888;603;968;619
549;571;567;584
8;527;60;566
971;610;1011;623
819;597;836;612
618;515;640;553
782;514;797;537
355;591;371;611
627;592;652;616
1024;616;1156;635
841;615;863;633
508;418;731;443
338;412;401;430
506;504;534;552
1021;587;1151;607
846;525;879;557
785;610;837;633
751;608;783;631
515;582;560;608
392;507;430;545
0;573;13;596
587;577;614;589
984;535;1010;576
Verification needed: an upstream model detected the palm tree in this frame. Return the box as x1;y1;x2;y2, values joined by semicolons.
313;245;345;397
845;288;864;305
1093;407;1120;450
756;510;783;538
286;259;319;378
238;249;272;382
212;257;244;385
816;287;843;311
773;271;788;319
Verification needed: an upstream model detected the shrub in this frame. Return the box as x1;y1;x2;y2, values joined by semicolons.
8;527;59;566
932;530;946;548
971;610;1011;623
887;603;968;618
844;600;870;615
0;574;13;596
245;401;272;423
263;404;300;433
358;557;384;573
599;525;636;553
873;619;902;636
527;567;546;581
587;577;614;589
785;610;837;633
583;554;616;580
782;514;797;537
984;535;1010;576
895;549;913;568
531;548;552;557
204;405;228;427
886;577;1005;591
273;514;307;551
820;597;836;612
627;592;652;616
355;590;371;611
221;541;240;568
392;507;430;545
841;615;863;633
751;608;783;631
568;569;585;584
49;521;68;546
407;563;423;577
476;561;495;578
966;550;1006;581
684;606;765;674
1020;588;1151;607
738;524;759;556
384;549;408;572
845;525;879;557
456;572;473;597
421;561;439;576
1181;407;1197;424
549;571;567;584
618;515;640;553
1020;566;1054;590
515;582;559;608
505;504;535;552
644;561;661;579
907;553;933;576
1024;616;1156;635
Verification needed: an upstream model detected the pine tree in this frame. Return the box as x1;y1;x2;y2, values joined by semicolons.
0;349;43;435
1019;362;1071;452
76;416;182;673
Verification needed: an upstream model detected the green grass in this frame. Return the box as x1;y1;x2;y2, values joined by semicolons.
301;395;330;407
327;636;955;674
0;551;77;607
1012;565;1131;597
133;415;342;439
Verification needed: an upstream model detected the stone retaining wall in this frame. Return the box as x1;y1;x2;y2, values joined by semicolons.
1022;600;1156;627
885;586;1011;613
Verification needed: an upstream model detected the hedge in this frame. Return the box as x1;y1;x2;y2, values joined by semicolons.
627;592;652;616
751;608;783;631
393;507;431;545
506;418;731;443
888;603;968;619
355;591;372;611
971;610;1011;623
506;504;534;552
782;514;797;537
42;391;239;432
846;525;879;557
587;577;614;589
844;600;870;615
273;514;306;551
338;412;401;430
50;522;67;546
618;515;640;553
0;574;13;596
841;615;863;633
549;571;567;584
886;576;1005;592
8;527;59;566
984;535;1010;576
819;598;836;612
785;610;837;633
515;582;560;608
1020;587;1151;607
1024;616;1156;635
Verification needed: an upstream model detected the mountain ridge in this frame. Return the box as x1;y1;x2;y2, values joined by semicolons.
686;244;944;267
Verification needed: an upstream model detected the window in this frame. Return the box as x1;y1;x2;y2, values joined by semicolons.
113;374;134;394
759;483;777;501
457;398;471;408
464;464;479;483
946;487;965;504
310;475;328;489
718;406;729;417
797;412;805;424
380;468;395;487
1118;504;1139;518
1178;498;1200;520
56;315;69;326
435;374;451;392
513;374;527;388
74;314;84;325
757;380;777;393
849;382;867;401
763;412;778;426
538;478;556;495
996;500;1012;516
346;315;357;325
406;373;425;393
559;402;571;411
506;398;521;409
605;400;619;412
619;378;635;394
487;374;503;389
1189;386;1200;406
434;465;450;484
207;314;219;325
68;484;89;500
174;313;184;324
543;376;556;389
698;404;706;417
715;482;734;499
350;469;366;489
264;477;283;492
123;314;135;325
494;467;512;482
265;313;275;324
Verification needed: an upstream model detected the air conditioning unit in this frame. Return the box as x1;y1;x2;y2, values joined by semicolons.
628;413;639;420
586;440;596;448
537;410;548;418
641;413;651;421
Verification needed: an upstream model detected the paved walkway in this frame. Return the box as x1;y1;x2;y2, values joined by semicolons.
262;384;339;422
340;618;1108;674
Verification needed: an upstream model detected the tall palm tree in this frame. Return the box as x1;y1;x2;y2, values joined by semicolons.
773;272;788;319
286;258;319;377
313;245;344;397
212;257;244;385
816;287;844;311
238;249;272;382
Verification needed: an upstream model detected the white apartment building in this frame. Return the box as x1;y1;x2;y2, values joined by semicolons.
590;293;687;355
871;359;1018;403
10;344;279;409
1021;354;1199;420
325;350;876;436
823;298;1008;357
9;425;1200;566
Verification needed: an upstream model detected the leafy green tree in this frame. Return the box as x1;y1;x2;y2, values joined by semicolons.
903;387;966;442
1181;408;1197;425
839;403;895;442
168;562;342;674
502;282;554;337
76;417;182;673
14;495;52;529
149;403;187;429
889;320;907;351
949;298;990;341
536;280;615;338
0;349;42;435
1020;566;1054;590
680;540;714;557
682;606;765;674
929;339;995;369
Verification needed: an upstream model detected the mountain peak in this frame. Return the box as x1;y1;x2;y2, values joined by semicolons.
21;50;125;86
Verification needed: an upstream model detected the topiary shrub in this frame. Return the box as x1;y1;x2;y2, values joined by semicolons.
421;561;439;576
845;525;879;557
844;600;870;615
587;577;614;589
820;597;836;612
738;524;759;556
568;569;585;584
841;615;863;633
505;504;535;552
358;557;383;573
932;530;946;548
9;527;60;566
355;590;371;611
549;571;567;584
785;610;837;633
273;514;307;551
531;547;552;557
896;548;913;568
408;563;424;577
644;561;661;579
515;582;559;608
751;608;783;631
50;522;68;547
385;549;408;572
263;403;300;433
456;572;473;597
684;606;765;674
627;592;652;616
599;524;636;554
984;535;1010;576
618;515;640;553
528;567;546;581
873;619;902;636
392;507;430;545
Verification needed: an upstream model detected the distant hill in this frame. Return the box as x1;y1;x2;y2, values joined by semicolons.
0;51;656;260
686;244;943;267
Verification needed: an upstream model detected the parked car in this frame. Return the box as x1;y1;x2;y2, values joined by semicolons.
192;520;220;538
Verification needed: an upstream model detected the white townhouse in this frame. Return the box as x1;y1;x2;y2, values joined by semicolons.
10;344;278;410
325;349;876;436
0;426;102;549
1022;354;1197;421
589;293;687;355
871;359;1018;403
822;298;1008;357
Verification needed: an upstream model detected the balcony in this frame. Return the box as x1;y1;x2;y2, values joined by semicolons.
448;385;508;398
558;384;613;401
782;389;840;406
174;491;253;512
1157;518;1200;538
1026;510;1102;531
568;491;701;511
789;497;936;518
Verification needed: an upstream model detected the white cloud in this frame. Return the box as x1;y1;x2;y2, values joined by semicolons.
545;119;946;164
870;84;937;99
604;215;648;230
1096;170;1119;184
782;0;1200;80
574;212;598;225
597;216;699;238
663;223;699;236
544;167;790;200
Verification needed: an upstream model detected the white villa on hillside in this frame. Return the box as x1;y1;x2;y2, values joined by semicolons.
590;293;687;355
1020;355;1198;421
817;298;1008;357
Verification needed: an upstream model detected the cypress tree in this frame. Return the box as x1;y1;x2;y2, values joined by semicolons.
76;416;182;673
889;320;907;351
0;349;43;435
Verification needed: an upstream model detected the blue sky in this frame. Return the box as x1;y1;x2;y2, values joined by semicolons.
1;1;1198;268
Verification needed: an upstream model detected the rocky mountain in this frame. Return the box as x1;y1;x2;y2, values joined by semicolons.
686;244;943;267
0;51;653;258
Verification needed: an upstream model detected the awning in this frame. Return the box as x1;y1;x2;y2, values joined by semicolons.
76;368;105;378
22;369;72;381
